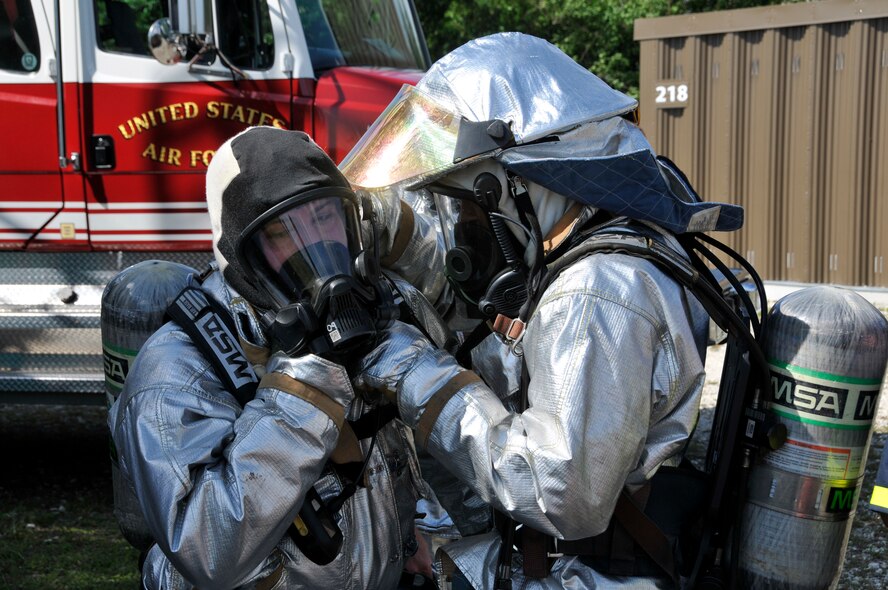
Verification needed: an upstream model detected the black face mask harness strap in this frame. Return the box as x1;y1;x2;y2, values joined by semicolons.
505;173;545;321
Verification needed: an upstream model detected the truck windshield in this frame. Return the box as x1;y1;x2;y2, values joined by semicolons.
296;0;428;72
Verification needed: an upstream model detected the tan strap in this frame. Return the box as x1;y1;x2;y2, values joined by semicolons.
380;199;415;266
416;371;482;449
612;488;678;584
542;202;585;254
492;314;525;341
259;372;363;464
239;337;271;366
260;372;346;429
328;421;363;464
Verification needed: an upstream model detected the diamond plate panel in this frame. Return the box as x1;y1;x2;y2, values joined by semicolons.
0;251;213;401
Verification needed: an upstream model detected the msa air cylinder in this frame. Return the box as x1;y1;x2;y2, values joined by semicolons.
739;286;888;589
101;259;196;551
102;260;196;405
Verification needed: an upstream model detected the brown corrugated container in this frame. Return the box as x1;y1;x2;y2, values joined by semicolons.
635;0;888;286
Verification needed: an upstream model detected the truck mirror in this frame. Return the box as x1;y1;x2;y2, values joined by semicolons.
148;18;185;65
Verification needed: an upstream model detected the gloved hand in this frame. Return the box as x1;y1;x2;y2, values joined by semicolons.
263;353;362;465
354;321;436;402
356;321;470;431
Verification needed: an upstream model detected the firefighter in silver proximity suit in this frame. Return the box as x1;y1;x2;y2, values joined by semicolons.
340;33;745;589
108;127;427;589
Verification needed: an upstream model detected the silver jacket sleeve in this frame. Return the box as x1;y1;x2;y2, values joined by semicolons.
371;192;450;308
396;250;708;541
109;274;421;589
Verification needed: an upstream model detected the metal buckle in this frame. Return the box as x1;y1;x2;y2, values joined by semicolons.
547;537;564;559
492;314;526;354
505;317;525;355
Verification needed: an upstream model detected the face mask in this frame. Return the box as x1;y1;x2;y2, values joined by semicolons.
445;204;507;301
237;188;396;358
433;172;528;319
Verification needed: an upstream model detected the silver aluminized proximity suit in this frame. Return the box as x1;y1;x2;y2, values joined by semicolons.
109;270;424;589
339;32;745;589
361;213;710;589
109;126;429;590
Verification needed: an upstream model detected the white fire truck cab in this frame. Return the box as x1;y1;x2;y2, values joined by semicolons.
0;0;429;403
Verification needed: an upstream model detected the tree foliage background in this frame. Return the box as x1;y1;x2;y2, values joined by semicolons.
415;0;804;98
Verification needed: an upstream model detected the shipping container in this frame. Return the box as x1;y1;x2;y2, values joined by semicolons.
635;0;888;286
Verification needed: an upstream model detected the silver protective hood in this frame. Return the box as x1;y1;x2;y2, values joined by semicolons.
341;32;743;234
340;32;637;190
416;32;637;144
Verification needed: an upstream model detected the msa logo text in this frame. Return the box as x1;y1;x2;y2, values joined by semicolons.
826;486;858;514
771;374;847;419
771;373;879;423
197;314;255;388
103;350;129;387
854;390;880;421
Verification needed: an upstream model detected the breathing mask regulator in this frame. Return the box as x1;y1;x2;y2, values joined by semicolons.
431;171;531;319
236;186;397;566
237;186;397;362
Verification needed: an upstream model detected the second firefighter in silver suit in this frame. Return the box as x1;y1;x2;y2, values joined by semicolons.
341;32;745;589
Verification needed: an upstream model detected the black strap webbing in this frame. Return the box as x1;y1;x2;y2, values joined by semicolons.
348;403;398;439
611;491;679;585
494;222;766;585
166;285;399;439
165;283;401;560
166;286;258;407
455;321;492;368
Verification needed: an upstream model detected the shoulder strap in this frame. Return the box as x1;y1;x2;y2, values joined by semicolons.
535;225;765;366
164;284;402;567
166;286;259;407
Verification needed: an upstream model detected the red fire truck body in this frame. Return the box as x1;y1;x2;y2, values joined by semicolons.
0;0;427;402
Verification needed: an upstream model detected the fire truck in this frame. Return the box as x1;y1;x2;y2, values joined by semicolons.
0;0;429;403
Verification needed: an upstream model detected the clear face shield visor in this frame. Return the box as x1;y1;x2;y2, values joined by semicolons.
237;189;363;310
339;84;465;191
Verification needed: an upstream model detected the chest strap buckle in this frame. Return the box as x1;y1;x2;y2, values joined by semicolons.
492;314;526;351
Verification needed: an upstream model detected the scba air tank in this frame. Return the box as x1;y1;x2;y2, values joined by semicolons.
101;259;196;551
739;286;888;589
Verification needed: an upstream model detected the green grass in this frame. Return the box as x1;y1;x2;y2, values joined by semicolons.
0;405;141;590
0;493;140;590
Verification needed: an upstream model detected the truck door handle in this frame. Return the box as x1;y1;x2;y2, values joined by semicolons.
91;135;116;170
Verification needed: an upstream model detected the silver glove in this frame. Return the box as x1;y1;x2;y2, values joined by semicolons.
356;321;471;428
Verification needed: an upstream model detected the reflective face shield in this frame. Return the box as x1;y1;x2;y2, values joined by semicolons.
238;188;363;310
340;84;463;190
340;84;515;191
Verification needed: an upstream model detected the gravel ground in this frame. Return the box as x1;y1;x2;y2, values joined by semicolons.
1;343;886;588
